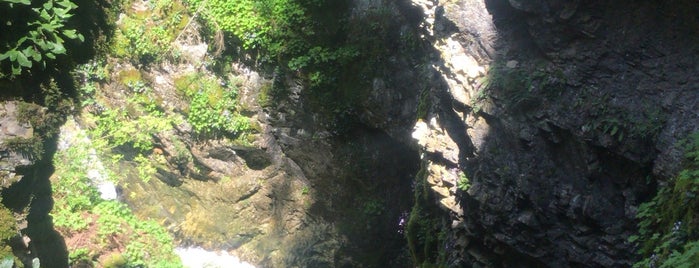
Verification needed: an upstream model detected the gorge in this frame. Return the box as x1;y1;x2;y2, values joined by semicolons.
1;0;698;267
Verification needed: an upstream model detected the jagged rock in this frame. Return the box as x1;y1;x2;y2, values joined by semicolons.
0;102;36;188
359;0;699;266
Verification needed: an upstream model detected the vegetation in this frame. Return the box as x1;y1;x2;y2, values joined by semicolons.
51;133;183;267
0;200;21;267
185;0;370;127
457;172;470;192
174;73;250;138
186;0;355;69
0;0;84;77
2;0;436;266
416;88;431;120
111;0;190;64
406;166;447;267
631;132;699;267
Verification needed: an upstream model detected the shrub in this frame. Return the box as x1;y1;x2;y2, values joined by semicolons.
632;132;699;267
175;73;250;137
0;0;84;77
0;202;20;266
111;0;189;63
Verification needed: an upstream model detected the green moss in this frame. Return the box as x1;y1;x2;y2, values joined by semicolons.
16;102;44;126
0;204;16;242
174;72;251;138
257;81;273;108
416;88;430;120
111;0;188;63
173;73;199;100
116;69;142;87
101;252;127;268
17;80;73;138
4;136;44;161
406;165;447;267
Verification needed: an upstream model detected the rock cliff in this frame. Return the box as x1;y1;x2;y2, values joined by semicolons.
355;0;699;266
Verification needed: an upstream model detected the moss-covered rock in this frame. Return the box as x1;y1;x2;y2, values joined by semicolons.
406;165;448;268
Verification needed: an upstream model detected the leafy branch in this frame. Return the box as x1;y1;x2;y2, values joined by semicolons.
0;0;84;77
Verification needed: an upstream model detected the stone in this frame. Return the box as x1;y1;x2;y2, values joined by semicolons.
451;55;485;78
506;60;519;69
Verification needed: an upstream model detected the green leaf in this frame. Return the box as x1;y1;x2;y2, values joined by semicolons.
51;43;66;54
29;49;42;61
629;235;639;243
12;65;21;75
8;50;18;61
56;0;77;9
45;52;56;59
54;7;69;18
36;39;50;50
62;29;77;39
0;52;9;61
2;0;30;5
40;9;51;21
21;47;40;63
16;52;32;67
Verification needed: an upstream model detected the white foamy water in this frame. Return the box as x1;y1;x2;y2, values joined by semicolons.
175;247;256;268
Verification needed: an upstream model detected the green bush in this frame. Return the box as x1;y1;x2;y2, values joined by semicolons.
91;107;172;152
632;132;699;267
187;0;307;54
93;201;182;267
51;143;100;230
111;0;189;63
187;0;356;70
0;202;19;266
175;73;250;137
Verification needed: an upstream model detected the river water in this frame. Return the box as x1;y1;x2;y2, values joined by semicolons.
175;247;256;268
